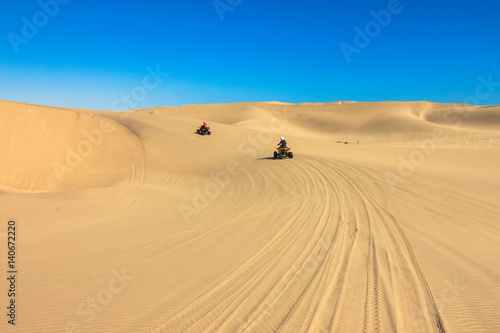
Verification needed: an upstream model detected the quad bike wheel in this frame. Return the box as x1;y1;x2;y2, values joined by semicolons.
273;151;278;158
288;152;293;158
278;154;283;159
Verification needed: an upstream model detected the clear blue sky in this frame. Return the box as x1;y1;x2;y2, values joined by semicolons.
1;0;499;110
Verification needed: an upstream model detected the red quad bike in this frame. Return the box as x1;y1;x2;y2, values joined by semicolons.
273;146;293;159
196;126;211;135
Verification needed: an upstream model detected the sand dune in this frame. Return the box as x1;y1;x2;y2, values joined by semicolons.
1;99;499;332
0;100;143;192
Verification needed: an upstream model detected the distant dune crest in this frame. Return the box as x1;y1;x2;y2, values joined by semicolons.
1;99;499;193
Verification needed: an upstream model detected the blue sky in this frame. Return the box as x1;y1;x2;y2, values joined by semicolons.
1;0;499;110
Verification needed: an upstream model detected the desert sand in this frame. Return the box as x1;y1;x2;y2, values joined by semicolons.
1;99;499;332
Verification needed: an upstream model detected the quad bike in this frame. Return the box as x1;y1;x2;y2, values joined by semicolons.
273;146;293;159
196;126;211;135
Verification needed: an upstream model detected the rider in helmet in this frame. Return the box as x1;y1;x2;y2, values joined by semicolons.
278;136;287;148
200;121;208;132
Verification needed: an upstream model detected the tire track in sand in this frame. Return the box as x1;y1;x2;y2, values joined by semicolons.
151;157;446;333
312;158;446;333
151;157;341;333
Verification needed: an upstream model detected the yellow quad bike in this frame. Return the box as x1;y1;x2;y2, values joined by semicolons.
274;146;293;159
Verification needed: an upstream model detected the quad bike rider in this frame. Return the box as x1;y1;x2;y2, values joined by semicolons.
274;136;293;159
196;121;211;135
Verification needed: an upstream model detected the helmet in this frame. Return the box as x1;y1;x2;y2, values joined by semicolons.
280;136;284;140
203;122;206;124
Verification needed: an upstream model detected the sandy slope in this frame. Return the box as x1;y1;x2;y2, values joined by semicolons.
1;99;499;333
